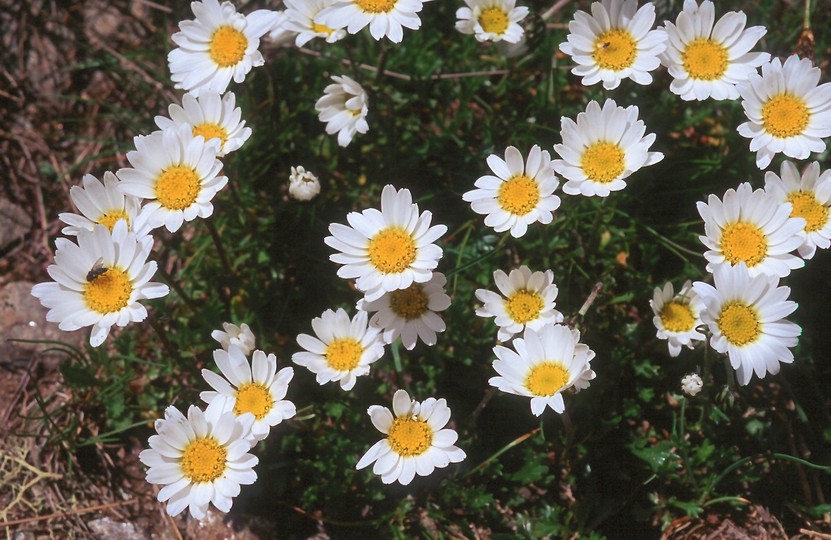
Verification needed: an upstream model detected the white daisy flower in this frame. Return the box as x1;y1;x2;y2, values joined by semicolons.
211;322;256;357
315;75;369;147
475;265;563;342
58;172;143;236
139;404;257;519
737;55;831;169
116;124;227;233
288;166;321;201
201;345;296;441
660;0;769;101
293;308;386;391
358;271;450;350
552;99;663;197
317;0;426;44
559;0;667;90
355;389;466;485
325;184;447;302
283;0;347;46
266;10;297;46
681;373;703;396
697;182;806;278
31;222;169;347
168;0;278;96
455;0;529;44
154;91;252;158
649;280;706;357
462;145;561;238
764;160;831;260
692;263;801;386
489;324;596;416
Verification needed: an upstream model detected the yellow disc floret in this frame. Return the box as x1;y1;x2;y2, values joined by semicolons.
525;362;570;397
504;289;544;325
389;285;429;320
209;26;248;67
84;267;132;314
368;227;417;274
354;0;397;14
97;210;130;232
233;383;274;420
719;221;768;267
660;300;696;333
682;39;729;81
387;416;433;456
154;165;201;211
581;141;626;183
181;437;228;483
593;29;638;71
478;7;509;35
717;302;761;346
787;191;829;232
498;175;540;216
325;338;363;371
192;122;229;148
762;94;810;138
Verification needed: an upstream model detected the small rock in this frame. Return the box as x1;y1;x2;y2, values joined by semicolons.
88;517;147;540
0;199;32;252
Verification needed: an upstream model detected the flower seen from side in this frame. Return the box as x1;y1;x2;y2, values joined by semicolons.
692;263;801;386
697;182;806;278
358;271;451;350
559;0;667;90
117;125;227;233
293;308;386;391
139;404;257;519
660;0;769;101
764;160;831;260
318;0;426;43
212;322;256;356
649;280;706;357
462;145;561;238
288;166;321;201
58;172;142;237
475;265;563;342
168;0;278;96
455;0;529;44
31;221;169;347
737;55;831;169
489;324;596;416
681;373;703;396
356;389;466;485
283;0;346;46
325;184;447;302
552;98;663;197
315;75;369;147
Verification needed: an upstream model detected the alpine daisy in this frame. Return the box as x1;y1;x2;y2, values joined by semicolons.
58;172;142;236
681;373;703;396
288;166;321;201
317;0;426;43
315;75;369;147
649;280;706;357
283;0;347;46
212;322;256;356
455;0;529;44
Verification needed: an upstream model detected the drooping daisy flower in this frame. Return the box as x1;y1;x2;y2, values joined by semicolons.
681;373;703;396
697;182;806;278
489;324;596;416
358;271;451;350
283;0;347;46
266;9;297;46
317;0;426;44
692;263;801;386
201;345;296;441
325;184;447;302
559;0;667;90
355;389;466;485
455;0;529;44
552;99;663;197
315;75;369;147
660;0;769;101
764;160;831;259
212;322;256;356
293;308;385;391
154;91;252;157
116;124;227;233
139;404;257;519
59;172;142;236
649;280;706;357
288;166;321;201
168;0;278;96
737;55;831;169
475;265;563;342
31;222;169;347
462;145;561;238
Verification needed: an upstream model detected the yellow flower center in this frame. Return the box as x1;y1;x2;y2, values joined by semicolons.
181;437;228;483
368;227;417;274
593;29;637;71
525;361;570;397
682;38;729;81
354;0;397;14
761;94;810;138
719;221;768;267
192;122;229;148
581;141;625;183
84;267;132;314
312;22;334;35
787;191;829;232
325;337;363;371
97;210;130;232
233;383;274;420
504;289;544;325
389;285;429;320
659;300;696;333
209;26;248;68
717;302;761;346
497;175;540;216
478;7;509;35
387;416;433;457
154;165;201;211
